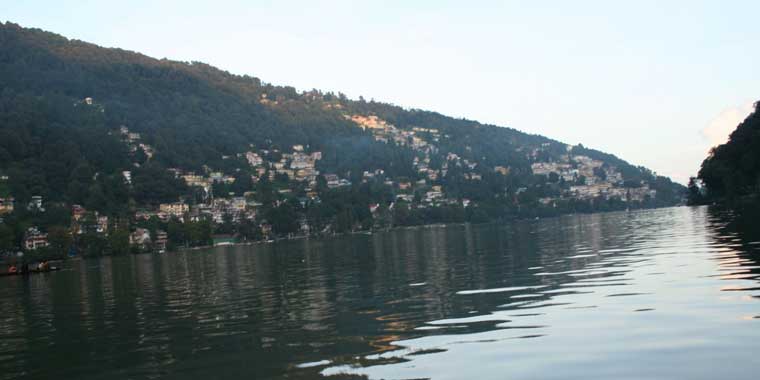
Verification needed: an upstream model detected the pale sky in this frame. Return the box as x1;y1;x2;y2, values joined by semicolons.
4;1;759;184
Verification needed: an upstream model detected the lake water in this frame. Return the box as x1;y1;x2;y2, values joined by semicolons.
2;206;760;379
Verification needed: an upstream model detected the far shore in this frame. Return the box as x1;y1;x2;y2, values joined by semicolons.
2;205;687;264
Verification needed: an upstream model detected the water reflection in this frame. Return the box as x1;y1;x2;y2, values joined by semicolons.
1;206;760;379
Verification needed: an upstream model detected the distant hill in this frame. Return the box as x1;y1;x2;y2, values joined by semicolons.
0;21;684;243
697;102;760;202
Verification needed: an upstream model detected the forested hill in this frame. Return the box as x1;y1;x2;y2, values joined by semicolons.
697;102;760;202
0;21;683;241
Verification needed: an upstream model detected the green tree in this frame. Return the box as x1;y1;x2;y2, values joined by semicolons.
687;177;704;206
47;226;72;255
267;202;299;236
0;224;15;252
108;229;130;255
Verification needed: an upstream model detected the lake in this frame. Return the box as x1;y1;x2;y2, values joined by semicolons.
2;206;760;379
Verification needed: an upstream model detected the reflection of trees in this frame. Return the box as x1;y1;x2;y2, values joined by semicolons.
705;205;760;282
0;210;667;379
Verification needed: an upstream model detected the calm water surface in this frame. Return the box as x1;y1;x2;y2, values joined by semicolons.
2;206;760;379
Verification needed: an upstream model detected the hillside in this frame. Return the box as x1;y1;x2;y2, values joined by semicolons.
697;102;760;202
0;22;684;254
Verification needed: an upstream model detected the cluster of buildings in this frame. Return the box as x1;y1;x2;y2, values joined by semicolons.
245;145;357;192
189;197;258;224
6;191;268;254
571;183;651;202
347;114;501;209
0;195;46;221
390;184;469;209
323;174;351;189
351;114;487;185
133;204;189;222
0;195;51;251
391;178;469;209
349;114;439;152
134;196;266;228
72;204;109;234
242;145;323;184
17;203;111;253
137;167;239;200
178;171;232;195
267;145;323;184
531;150;656;204
129;228;167;252
118;126;154;159
117;144;329;242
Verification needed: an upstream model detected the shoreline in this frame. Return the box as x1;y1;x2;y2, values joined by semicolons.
1;205;684;262
167;205;685;254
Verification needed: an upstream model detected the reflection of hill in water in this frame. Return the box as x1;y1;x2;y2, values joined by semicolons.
3;207;760;379
705;205;760;284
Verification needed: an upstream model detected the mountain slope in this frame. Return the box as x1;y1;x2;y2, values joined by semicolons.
0;22;684;243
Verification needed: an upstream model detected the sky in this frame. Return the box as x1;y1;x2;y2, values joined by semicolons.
4;1;759;184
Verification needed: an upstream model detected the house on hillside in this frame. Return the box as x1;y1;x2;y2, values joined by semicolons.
159;203;189;219
129;228;152;250
246;151;264;167
97;216;109;234
27;196;44;212
155;230;168;252
0;198;14;214
72;204;87;221
122;171;132;185
24;227;49;250
494;166;510;176
324;174;340;188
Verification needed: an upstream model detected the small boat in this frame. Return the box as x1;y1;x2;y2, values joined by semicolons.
1;267;60;277
30;266;60;273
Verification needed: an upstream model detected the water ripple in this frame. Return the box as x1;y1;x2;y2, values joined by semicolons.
3;206;760;379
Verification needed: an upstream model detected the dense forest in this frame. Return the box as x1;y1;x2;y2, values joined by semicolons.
0;22;685;256
694;102;760;204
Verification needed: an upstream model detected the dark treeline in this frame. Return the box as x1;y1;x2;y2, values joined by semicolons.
694;102;760;205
